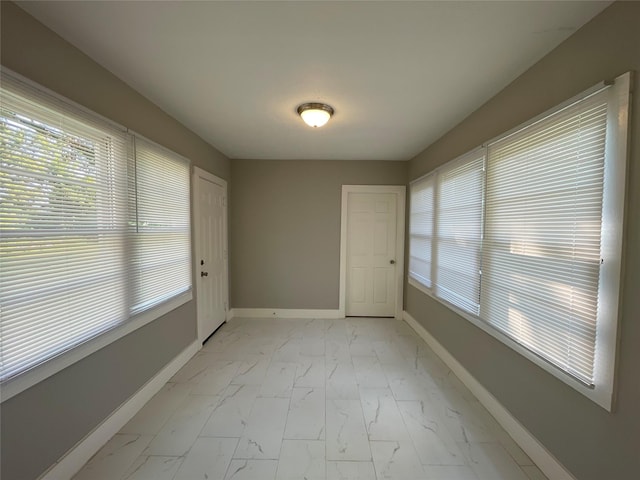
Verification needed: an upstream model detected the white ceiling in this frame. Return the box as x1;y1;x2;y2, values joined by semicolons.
18;1;610;161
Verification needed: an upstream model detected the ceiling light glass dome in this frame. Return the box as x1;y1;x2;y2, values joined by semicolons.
297;103;334;128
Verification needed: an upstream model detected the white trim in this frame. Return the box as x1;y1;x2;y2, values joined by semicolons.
410;145;486;185
192;167;229;344
1;67;127;132
402;311;577;480
231;308;343;319
406;73;631;411
408;149;485;315
339;185;406;319
193;167;227;186
1;68;196;401
38;340;199;480
593;71;631;411
407;277;610;408
483;80;608;148
1;292;192;402
130;130;192;165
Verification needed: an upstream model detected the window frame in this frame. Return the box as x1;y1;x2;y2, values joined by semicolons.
130;133;193;314
408;72;631;411
409;147;486;313
409;172;435;289
0;69;193;402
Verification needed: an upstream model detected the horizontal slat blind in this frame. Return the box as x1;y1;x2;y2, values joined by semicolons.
481;89;609;385
1;72;193;385
1;74;130;381
434;152;484;314
132;138;191;314
409;174;434;288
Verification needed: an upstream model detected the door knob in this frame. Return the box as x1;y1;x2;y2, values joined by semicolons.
390;260;396;265
201;271;208;277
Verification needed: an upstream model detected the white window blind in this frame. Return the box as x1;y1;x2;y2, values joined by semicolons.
481;89;609;385
409;174;434;288
132;138;191;314
409;152;484;314
407;73;629;408
0;74;130;381
434;152;484;315
0;72;193;386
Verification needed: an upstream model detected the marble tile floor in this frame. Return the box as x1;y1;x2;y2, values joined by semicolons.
73;317;549;480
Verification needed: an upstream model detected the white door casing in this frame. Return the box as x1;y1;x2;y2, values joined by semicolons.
340;185;406;318
193;167;228;343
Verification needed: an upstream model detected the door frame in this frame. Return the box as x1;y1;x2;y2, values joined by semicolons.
339;185;406;319
193;166;229;344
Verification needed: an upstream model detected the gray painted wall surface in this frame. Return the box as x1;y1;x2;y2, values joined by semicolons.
0;3;230;480
3;1;638;479
406;3;640;479
230;159;407;309
0;303;195;480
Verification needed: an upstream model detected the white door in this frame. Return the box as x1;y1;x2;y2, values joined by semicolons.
194;168;228;343
345;191;399;317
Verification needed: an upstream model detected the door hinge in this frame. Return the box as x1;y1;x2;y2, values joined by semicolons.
222;196;227;207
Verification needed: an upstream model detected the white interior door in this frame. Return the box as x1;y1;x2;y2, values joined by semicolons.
345;191;399;317
194;168;228;343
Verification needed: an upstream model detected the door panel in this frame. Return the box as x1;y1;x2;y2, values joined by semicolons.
373;268;389;304
196;174;227;343
346;192;397;317
350;267;367;303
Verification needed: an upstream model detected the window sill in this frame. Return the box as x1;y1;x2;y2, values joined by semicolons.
0;291;192;403
407;278;614;411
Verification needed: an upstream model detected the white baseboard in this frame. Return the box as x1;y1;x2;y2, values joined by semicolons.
402;311;576;480
230;308;343;319
40;340;200;480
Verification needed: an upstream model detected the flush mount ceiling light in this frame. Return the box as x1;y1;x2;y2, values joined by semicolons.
297;102;334;128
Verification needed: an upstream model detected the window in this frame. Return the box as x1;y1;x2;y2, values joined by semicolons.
409;174;434;288
408;73;630;410
410;151;484;314
434;152;484;315
482;90;609;386
132;138;191;314
0;71;192;390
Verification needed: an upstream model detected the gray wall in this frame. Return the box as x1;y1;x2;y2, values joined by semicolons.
0;3;230;480
406;2;640;479
4;1;638;479
230;159;407;309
